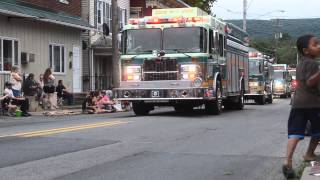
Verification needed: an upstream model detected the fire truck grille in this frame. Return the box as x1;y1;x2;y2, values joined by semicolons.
143;59;178;81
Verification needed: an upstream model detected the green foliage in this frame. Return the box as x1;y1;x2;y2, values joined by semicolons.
250;33;297;65
183;0;217;14
228;19;320;39
227;19;320;65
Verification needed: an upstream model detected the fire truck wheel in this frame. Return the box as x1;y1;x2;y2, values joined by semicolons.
132;102;151;116
257;96;266;105
267;94;273;104
205;82;222;115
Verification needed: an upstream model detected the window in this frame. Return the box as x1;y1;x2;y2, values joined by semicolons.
97;0;112;31
58;0;69;5
209;30;215;53
218;34;224;57
49;44;65;73
119;8;127;29
0;38;19;72
97;0;127;32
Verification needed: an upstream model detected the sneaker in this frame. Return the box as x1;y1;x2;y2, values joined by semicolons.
282;165;295;179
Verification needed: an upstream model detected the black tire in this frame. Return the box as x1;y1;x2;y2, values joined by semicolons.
257;95;266;105
132;102;151;116
174;105;184;113
267;94;273;104
205;82;222;115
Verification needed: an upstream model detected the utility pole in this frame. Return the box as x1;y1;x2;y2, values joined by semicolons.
274;18;282;64
112;0;120;88
243;0;247;31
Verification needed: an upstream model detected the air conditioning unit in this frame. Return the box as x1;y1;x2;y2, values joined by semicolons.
21;52;35;64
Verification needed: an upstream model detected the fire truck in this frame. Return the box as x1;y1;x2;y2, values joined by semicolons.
245;50;273;104
115;8;249;115
272;64;291;98
288;67;297;93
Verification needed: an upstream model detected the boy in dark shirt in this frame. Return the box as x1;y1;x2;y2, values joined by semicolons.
283;35;320;178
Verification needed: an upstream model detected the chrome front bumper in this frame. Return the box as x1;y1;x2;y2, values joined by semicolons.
114;88;214;101
114;80;216;102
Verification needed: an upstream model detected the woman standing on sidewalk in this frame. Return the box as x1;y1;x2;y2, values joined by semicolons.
9;66;22;97
43;68;57;110
282;35;320;178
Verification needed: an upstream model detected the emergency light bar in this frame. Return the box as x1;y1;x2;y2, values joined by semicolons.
152;8;208;17
129;16;208;25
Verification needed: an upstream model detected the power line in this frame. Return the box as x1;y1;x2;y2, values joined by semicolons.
212;3;242;14
247;0;254;10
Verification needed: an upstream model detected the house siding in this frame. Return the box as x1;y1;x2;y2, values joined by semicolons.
0;15;82;91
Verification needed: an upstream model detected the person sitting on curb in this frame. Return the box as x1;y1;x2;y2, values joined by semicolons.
96;90;115;113
86;91;100;114
56;80;74;106
23;73;38;97
4;82;31;117
0;94;17;116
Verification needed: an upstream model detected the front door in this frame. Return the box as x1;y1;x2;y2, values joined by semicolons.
72;46;81;93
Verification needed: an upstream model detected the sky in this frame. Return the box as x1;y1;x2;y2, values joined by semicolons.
212;0;320;20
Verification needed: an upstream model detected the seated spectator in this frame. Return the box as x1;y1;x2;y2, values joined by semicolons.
56;80;74;105
83;91;99;114
4;82;31;117
0;94;17;116
22;73;38;97
96;90;115;113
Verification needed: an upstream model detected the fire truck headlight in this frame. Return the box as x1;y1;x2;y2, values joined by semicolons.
125;66;141;81
181;64;199;80
249;82;259;87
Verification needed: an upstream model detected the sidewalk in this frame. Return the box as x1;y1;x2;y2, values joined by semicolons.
29;105;83;116
301;166;318;180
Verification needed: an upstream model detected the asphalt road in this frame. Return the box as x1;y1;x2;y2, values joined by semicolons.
0;99;310;180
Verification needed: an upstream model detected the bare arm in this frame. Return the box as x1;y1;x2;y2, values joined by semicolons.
0;95;8;101
13;73;22;81
306;70;320;88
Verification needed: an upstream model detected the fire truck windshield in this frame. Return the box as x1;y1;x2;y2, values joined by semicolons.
123;28;161;54
249;59;263;75
273;71;285;80
163;27;206;53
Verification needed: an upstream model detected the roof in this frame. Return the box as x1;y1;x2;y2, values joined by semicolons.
175;0;191;7
160;0;191;8
0;0;91;30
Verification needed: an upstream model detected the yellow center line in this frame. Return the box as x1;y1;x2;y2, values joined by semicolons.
0;121;131;138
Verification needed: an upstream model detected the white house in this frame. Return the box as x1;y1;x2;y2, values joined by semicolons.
82;0;129;91
0;0;90;94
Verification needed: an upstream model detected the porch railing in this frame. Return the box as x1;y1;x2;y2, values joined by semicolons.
0;74;10;95
82;75;113;92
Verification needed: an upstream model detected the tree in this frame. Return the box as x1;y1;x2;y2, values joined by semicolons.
183;0;217;14
250;33;297;65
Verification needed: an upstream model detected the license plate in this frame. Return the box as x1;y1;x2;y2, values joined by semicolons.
151;90;160;98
